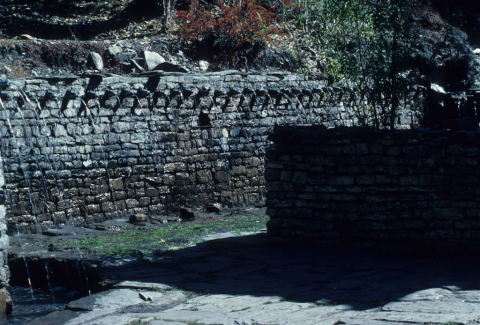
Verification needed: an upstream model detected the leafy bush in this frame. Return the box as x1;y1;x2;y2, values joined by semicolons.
174;0;287;65
294;0;420;128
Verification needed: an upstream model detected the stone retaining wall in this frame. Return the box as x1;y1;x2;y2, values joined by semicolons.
0;71;424;233
266;126;480;254
0;150;11;316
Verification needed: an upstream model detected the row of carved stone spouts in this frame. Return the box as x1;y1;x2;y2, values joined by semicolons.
28;86;357;114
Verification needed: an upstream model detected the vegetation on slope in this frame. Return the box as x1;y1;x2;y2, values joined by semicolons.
0;0;478;127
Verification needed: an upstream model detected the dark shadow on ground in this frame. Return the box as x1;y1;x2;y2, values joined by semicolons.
90;232;480;311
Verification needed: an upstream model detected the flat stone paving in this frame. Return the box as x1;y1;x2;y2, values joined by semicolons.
26;231;480;325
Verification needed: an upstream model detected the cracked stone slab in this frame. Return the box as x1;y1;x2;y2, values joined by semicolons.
112;281;171;291
67;289;144;311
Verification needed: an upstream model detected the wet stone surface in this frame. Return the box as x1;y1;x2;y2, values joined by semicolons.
7;226;480;325
4;286;81;325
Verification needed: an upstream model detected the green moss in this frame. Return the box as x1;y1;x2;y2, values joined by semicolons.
59;214;266;259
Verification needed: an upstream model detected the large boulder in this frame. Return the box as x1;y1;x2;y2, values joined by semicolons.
143;51;165;71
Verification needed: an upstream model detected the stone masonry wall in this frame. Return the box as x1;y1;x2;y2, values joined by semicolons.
0;150;11;316
0;71;424;234
266;126;480;254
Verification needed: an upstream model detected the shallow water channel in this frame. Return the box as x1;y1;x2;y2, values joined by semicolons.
5;286;80;324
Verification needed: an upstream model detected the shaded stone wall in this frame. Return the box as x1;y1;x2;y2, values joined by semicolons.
0;72;424;234
0;150;11;316
266;126;480;254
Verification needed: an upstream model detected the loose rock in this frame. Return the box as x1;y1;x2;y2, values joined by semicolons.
206;203;222;213
130;214;149;223
198;60;210;72
180;208;199;220
143;51;165;71
88;52;104;71
108;45;123;56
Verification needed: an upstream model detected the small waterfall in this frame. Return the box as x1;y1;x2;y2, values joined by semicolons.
44;260;56;303
210;96;233;206
84;98;123;222
1;152;36;301
229;93;265;203
0;97;42;233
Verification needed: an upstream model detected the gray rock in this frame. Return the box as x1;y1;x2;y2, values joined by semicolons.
54;124;68;137
43;228;76;236
88;52;104;71
149;215;180;223
67;295;98;311
67;289;144;311
108;45;123;56
139;292;153;301
114;51;136;63
0;78;9;89
154;62;189;73
113;281;170;291
198;60;210;72
143;51;165;71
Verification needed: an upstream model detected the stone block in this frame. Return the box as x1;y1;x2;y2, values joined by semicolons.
355;175;375;185
434;208;465;220
126;199;139;209
356;143;369;154
329;176;354;186
112;178;124;191
425;229;462;239
292;171;307;184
